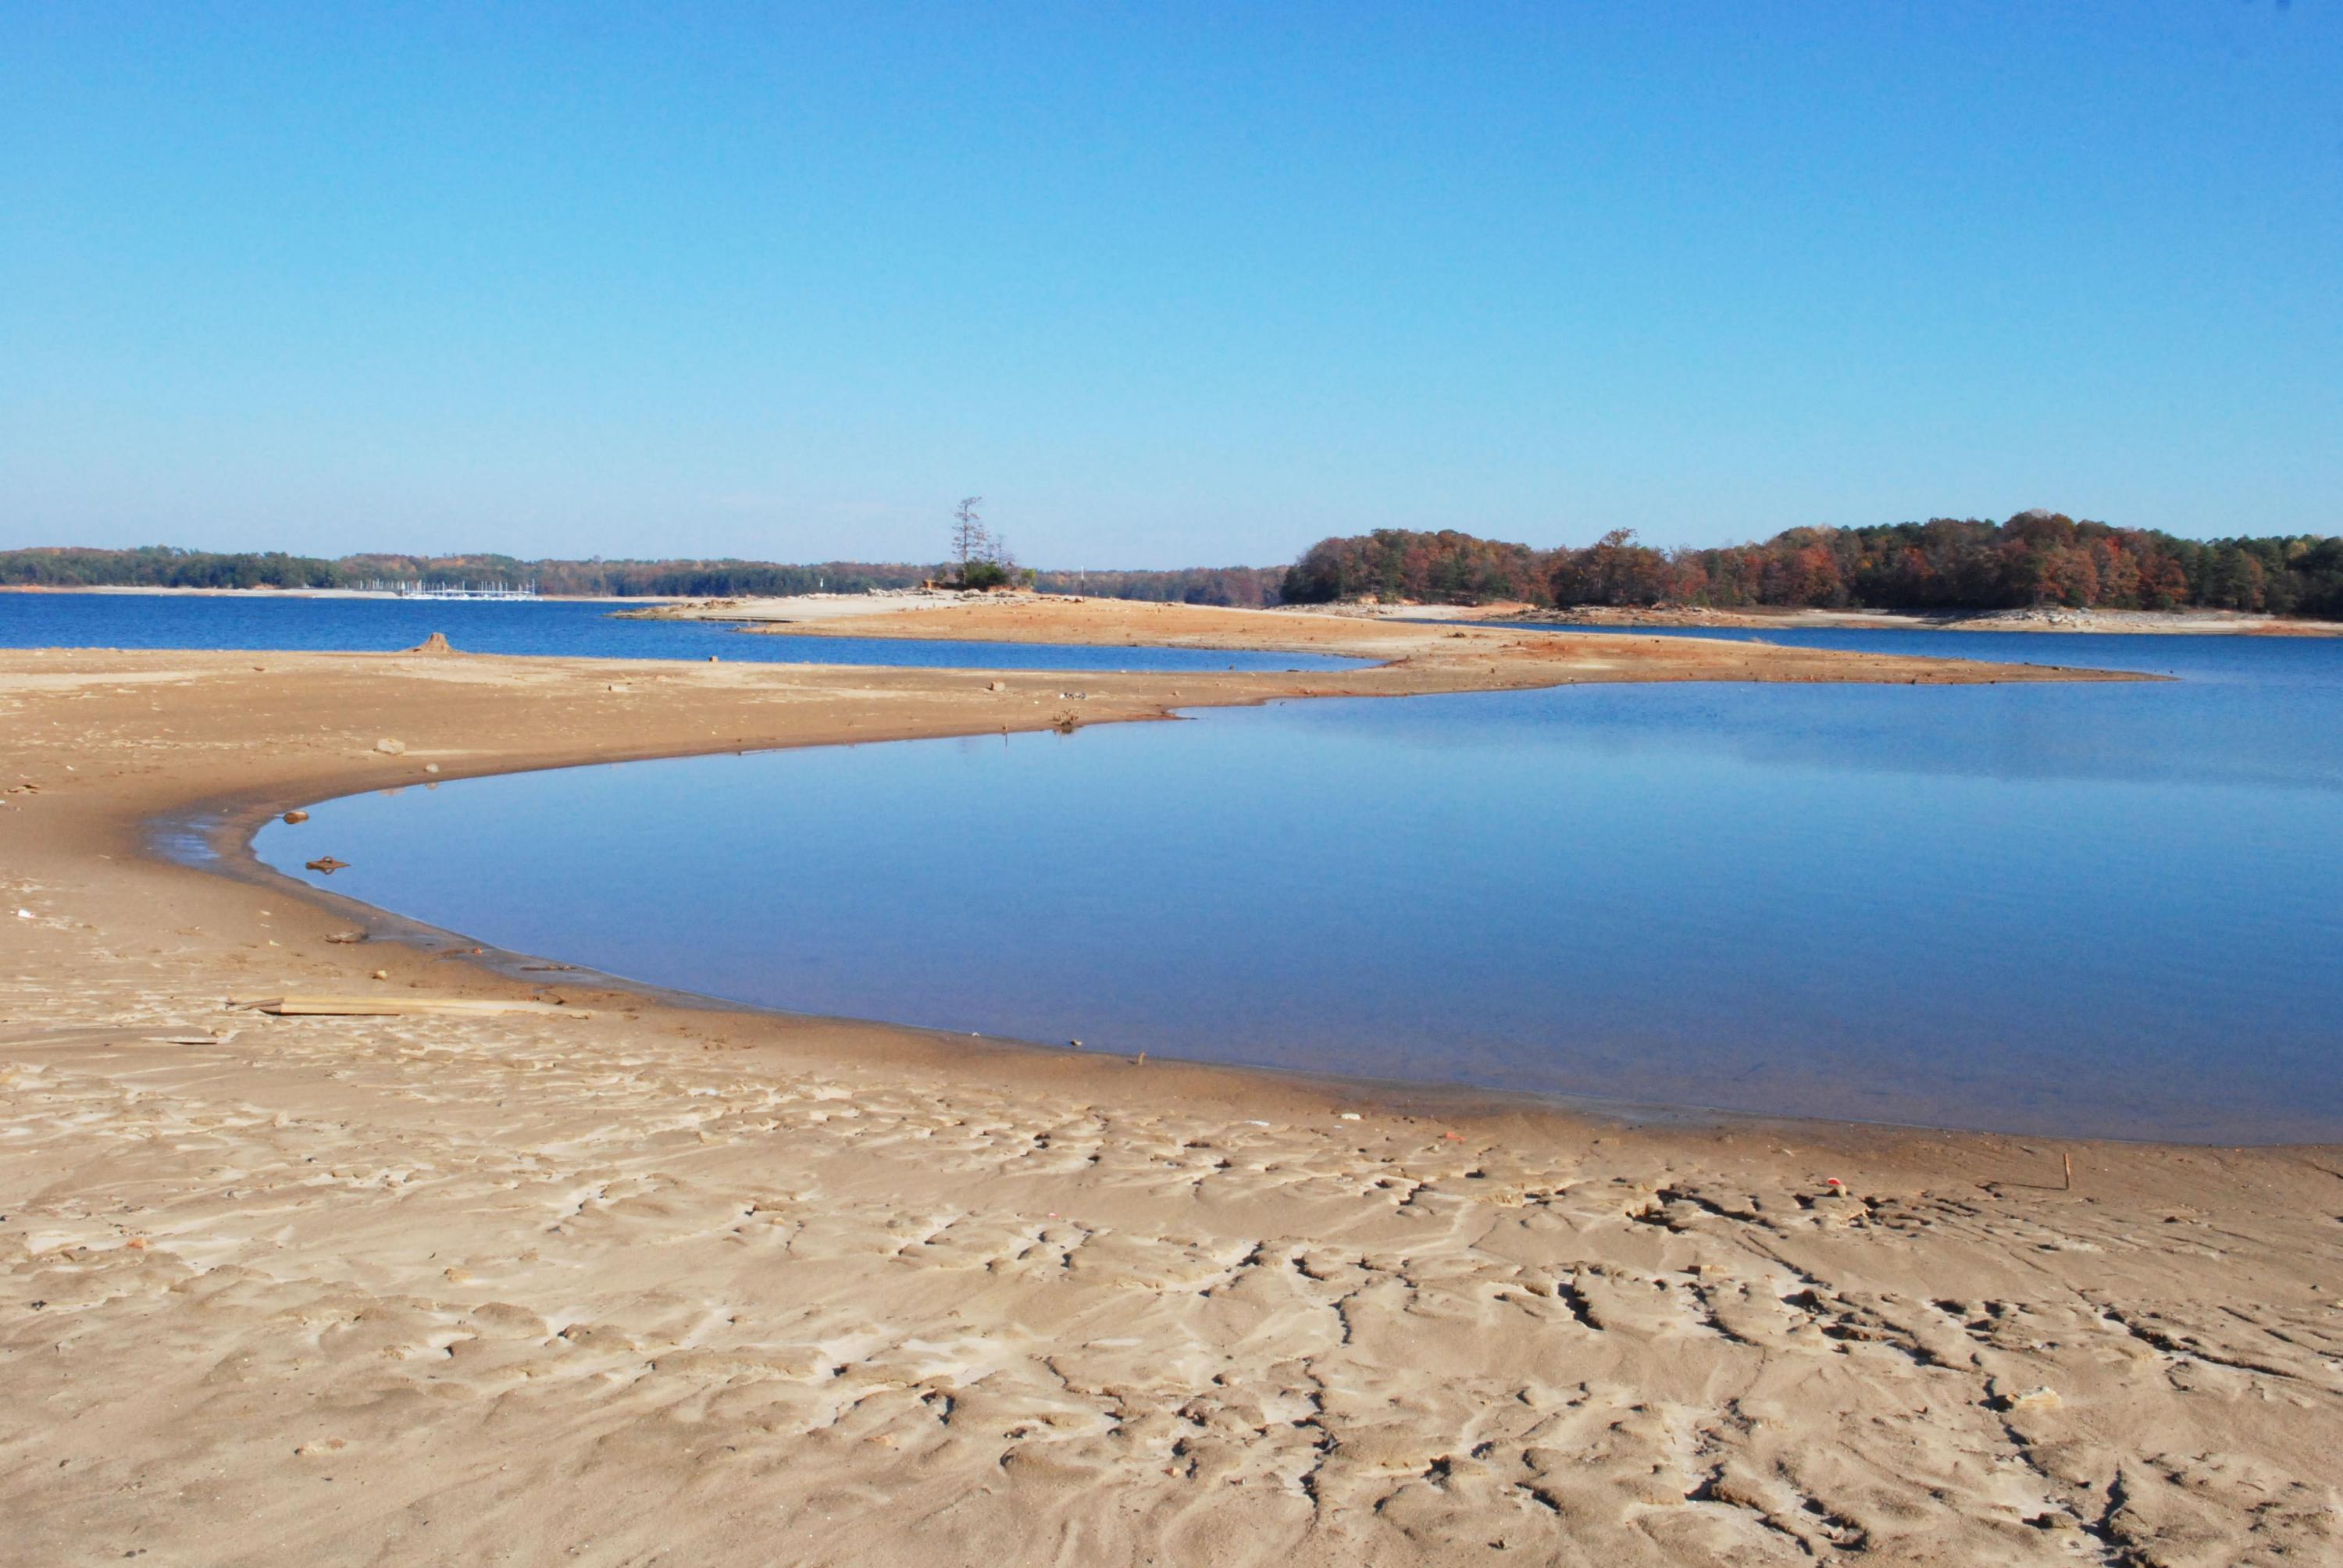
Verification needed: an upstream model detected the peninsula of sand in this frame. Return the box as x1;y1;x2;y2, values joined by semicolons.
3;599;2335;1566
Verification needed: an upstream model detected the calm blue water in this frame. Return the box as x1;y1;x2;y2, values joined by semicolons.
1500;621;2320;681
254;633;2343;1143
0;592;1361;673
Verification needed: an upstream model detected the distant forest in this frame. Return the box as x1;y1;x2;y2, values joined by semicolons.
0;545;1293;608
0;547;935;598
0;544;1289;608
1284;512;2343;620
7;511;2341;618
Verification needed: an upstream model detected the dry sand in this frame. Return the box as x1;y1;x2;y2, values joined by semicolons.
2;608;2336;1566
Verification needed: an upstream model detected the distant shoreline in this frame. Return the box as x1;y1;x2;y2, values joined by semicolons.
0;583;670;604
613;588;2343;638
1469;600;2343;637
10;581;2335;635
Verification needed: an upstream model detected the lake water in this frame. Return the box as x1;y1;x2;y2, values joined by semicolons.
252;632;2343;1144
1497;618;2323;682
0;592;1361;673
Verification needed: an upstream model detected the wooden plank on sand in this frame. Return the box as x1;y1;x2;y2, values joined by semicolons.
237;996;594;1019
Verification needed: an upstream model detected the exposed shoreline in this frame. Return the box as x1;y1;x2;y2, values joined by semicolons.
3;605;2334;1565
617;589;2343;637
1478;602;2343;636
19;580;2335;636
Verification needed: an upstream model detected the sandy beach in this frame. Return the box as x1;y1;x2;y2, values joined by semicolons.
3;606;2337;1566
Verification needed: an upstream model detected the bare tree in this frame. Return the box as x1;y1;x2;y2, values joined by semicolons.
951;497;988;574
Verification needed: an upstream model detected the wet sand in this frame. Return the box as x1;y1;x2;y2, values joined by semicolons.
2;608;2335;1566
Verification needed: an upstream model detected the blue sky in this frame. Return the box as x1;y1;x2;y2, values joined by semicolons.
4;3;2336;568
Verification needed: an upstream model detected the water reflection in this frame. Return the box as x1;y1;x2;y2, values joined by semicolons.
253;636;2343;1142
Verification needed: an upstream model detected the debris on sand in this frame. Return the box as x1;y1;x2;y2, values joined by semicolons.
1991;1381;2063;1413
232;994;593;1019
404;631;458;654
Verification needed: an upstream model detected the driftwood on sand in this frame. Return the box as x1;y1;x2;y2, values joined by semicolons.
231;995;594;1018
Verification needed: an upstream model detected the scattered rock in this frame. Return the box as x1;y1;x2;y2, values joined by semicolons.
323;931;366;944
374;738;407;755
987;680;1008;692
1992;1381;2063;1412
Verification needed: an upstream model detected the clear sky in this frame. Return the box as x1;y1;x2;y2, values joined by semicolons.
5;3;2337;568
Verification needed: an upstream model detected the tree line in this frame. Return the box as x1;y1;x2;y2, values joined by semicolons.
9;510;2341;618
0;546;939;597
1281;512;2343;619
0;543;1286;606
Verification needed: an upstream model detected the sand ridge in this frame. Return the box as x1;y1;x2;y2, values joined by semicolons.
2;608;2334;1566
